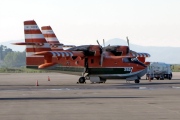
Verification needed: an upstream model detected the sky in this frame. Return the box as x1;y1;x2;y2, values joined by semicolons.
0;0;180;47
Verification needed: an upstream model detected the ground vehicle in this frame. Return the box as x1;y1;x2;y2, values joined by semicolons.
146;62;172;80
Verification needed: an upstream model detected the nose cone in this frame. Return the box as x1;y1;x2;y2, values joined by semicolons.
131;64;144;73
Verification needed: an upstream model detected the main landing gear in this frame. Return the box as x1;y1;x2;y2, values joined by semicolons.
77;77;86;84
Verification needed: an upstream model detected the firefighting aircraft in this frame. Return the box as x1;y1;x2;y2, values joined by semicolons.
13;20;150;83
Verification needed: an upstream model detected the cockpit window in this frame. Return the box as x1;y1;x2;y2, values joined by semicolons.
123;57;146;67
131;58;138;62
123;58;131;63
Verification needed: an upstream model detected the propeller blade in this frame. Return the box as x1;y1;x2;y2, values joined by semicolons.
126;37;130;48
96;40;100;46
126;36;130;55
103;39;105;47
97;40;102;49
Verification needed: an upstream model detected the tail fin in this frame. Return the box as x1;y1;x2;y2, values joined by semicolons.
24;20;51;68
24;20;51;52
41;26;63;50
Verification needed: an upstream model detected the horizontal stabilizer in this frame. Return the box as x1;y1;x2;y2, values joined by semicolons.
51;43;64;46
12;42;44;46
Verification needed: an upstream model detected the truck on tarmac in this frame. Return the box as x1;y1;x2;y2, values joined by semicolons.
146;62;172;80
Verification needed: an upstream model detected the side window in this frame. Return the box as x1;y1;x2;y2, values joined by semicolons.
123;58;130;63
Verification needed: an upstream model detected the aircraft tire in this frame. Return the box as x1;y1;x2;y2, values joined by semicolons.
79;77;86;83
168;73;172;80
156;77;160;80
134;79;140;83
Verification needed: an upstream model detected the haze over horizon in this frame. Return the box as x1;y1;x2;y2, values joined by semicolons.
0;0;180;47
1;38;180;64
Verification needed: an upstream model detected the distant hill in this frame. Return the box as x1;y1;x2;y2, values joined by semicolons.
1;38;180;64
105;38;180;64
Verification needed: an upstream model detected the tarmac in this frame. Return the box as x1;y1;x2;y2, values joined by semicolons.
0;72;180;120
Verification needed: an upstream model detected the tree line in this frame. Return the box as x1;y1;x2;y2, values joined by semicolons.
0;45;25;68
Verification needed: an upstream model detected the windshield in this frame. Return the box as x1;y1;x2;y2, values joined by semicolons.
123;58;146;67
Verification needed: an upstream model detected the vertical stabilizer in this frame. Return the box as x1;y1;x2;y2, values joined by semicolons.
24;20;51;68
24;20;51;52
41;26;63;51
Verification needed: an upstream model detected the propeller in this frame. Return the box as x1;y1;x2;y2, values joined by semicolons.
96;40;102;49
126;36;130;56
126;37;138;57
97;39;106;66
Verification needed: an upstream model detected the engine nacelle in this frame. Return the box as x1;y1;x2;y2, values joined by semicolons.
116;46;129;56
89;45;101;56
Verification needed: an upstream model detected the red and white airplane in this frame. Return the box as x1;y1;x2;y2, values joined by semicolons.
13;20;151;83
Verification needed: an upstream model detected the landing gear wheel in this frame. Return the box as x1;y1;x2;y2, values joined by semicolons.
134;79;140;83
79;77;86;84
156;77;160;80
168;73;172;80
